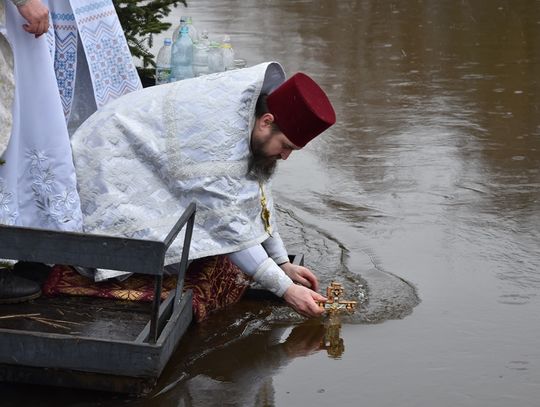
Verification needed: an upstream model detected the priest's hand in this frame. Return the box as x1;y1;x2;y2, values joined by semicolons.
280;262;320;292
283;284;326;318
17;0;49;38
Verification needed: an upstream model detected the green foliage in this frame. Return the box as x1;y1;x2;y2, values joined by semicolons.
112;0;187;68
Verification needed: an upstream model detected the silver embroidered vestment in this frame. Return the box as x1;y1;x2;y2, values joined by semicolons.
0;7;14;156
71;62;286;265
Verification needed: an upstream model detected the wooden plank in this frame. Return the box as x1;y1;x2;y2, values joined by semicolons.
0;329;162;377
0;225;166;275
138;260;191;344
0;363;156;395
156;290;193;374
174;214;195;312
136;288;177;344
0;296;150;341
149;275;164;342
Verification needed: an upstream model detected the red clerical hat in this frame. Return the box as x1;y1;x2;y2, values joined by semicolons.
266;72;336;148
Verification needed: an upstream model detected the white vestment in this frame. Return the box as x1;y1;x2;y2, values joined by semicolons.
71;62;287;274
0;3;14;156
0;0;140;230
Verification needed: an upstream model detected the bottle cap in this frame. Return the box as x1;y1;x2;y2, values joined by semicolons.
164;38;172;45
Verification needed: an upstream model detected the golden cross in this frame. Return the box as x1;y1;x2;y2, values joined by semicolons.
317;282;357;312
259;182;273;236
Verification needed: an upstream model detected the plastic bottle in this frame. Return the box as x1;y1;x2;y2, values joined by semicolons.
220;35;235;70
155;38;172;85
192;30;210;77
172;16;198;43
171;26;194;81
171;16;188;42
207;41;224;73
186;17;199;44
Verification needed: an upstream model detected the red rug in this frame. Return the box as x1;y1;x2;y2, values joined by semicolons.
42;255;250;322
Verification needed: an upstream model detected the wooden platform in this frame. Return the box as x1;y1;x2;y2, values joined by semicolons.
0;291;193;394
0;295;151;340
0;203;196;394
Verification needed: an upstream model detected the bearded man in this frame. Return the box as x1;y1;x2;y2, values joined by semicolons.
70;62;336;318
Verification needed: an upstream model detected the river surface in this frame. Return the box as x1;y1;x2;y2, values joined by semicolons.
4;1;540;406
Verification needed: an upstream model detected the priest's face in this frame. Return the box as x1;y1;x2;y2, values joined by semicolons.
248;113;300;182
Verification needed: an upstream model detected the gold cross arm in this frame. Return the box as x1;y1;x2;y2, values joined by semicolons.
316;282;357;313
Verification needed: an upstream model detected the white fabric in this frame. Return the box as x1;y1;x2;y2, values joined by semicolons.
252;257;293;297
49;0;141;128
228;243;293;297
0;0;140;231
228;244;271;277
71;62;287;278
0;0;82;229
261;232;289;265
0;25;14;156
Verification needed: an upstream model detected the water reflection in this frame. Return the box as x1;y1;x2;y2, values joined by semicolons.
321;313;345;359
153;320;327;407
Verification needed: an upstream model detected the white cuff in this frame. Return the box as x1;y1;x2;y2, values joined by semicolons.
252;258;293;297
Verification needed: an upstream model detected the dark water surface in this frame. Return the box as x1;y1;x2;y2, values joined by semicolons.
4;1;540;405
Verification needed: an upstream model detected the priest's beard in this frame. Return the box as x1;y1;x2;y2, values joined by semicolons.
247;135;280;182
247;153;278;183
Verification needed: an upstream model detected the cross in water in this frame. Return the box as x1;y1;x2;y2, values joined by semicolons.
317;282;357;312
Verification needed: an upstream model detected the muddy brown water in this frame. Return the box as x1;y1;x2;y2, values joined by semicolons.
2;1;540;405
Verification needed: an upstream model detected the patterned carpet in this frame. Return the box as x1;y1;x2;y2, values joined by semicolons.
43;255;251;322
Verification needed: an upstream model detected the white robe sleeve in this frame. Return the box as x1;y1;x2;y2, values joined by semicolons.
261;231;289;265
228;244;293;297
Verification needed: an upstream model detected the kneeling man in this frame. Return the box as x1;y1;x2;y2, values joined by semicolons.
70;62;336;318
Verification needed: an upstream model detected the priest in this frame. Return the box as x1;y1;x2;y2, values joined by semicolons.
71;62;337;318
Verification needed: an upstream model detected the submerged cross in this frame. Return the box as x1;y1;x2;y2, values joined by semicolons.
317;282;357;312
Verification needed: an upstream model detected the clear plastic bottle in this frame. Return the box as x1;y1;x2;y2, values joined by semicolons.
172;16;198;43
155;38;172;85
220;35;235;70
171;16;188;42
171;26;194;81
207;41;225;73
192;30;210;77
199;29;210;47
186;17;199;44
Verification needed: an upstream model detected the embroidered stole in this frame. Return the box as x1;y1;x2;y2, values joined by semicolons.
49;0;141;121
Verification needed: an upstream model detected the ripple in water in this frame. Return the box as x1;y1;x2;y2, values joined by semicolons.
275;204;420;324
